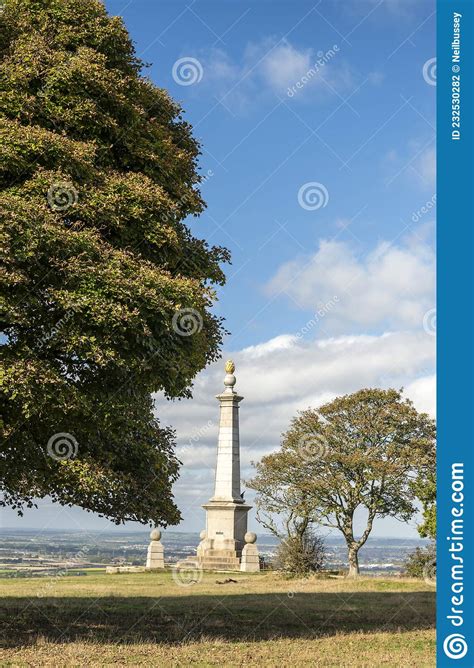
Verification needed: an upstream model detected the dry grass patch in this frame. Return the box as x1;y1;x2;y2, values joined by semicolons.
0;571;435;666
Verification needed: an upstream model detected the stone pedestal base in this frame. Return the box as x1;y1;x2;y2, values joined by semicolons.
202;500;251;556
177;530;260;573
179;536;240;571
145;529;164;569
240;542;260;572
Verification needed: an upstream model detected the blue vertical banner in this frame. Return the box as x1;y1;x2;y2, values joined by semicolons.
437;0;474;665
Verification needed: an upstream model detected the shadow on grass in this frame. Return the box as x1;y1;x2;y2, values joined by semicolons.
0;591;435;647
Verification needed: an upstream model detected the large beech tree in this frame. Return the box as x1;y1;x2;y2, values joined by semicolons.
248;389;436;576
0;0;229;524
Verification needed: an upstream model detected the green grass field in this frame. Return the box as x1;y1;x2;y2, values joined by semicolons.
0;570;435;667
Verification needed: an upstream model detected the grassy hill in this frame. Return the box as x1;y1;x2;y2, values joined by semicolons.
0;571;435;667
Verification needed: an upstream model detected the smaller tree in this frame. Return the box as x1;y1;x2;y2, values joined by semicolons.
405;467;436;582
404;542;436;583
246;445;322;571
248;389;436;577
275;531;325;576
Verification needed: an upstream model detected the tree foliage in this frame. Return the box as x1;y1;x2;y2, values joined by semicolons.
0;0;229;524
404;542;436;581
412;470;436;539
248;389;436;576
274;531;325;576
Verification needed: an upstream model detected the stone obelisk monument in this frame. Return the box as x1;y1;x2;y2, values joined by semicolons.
179;360;259;572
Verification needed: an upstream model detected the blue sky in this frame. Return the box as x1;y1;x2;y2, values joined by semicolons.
122;0;436;347
4;0;436;539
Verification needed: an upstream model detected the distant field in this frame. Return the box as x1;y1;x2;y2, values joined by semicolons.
0;528;429;576
0;571;435;667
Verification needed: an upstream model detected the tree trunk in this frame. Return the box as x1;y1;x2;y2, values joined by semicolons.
347;544;360;578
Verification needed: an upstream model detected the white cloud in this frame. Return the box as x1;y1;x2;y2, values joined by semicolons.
405;374;436;416
383;140;436;192
200;47;241;89
416;147;436;188
196;38;355;112
264;237;435;333
257;41;314;90
367;71;385;85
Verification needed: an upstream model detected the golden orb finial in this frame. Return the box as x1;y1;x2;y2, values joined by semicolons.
225;359;235;374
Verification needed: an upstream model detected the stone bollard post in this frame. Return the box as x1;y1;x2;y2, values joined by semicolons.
146;528;164;569
240;531;260;572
